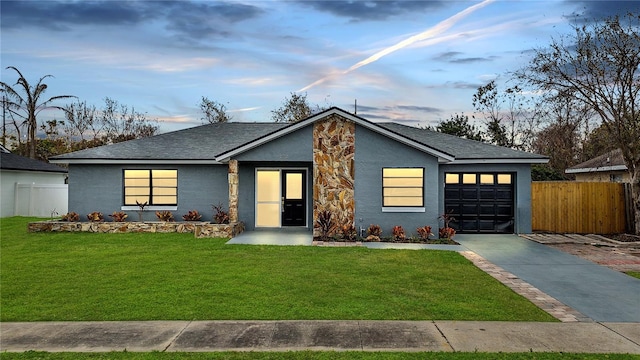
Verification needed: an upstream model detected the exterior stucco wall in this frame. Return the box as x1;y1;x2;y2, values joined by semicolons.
0;170;67;217
439;163;533;234
68;164;228;222
234;126;313;162
353;125;440;237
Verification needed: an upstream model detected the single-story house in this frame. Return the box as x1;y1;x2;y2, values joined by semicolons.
50;107;548;235
1;145;68;217
566;149;630;183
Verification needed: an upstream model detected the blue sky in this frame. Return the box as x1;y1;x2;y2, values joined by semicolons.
1;0;638;133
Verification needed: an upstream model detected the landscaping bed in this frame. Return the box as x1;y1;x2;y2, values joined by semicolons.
27;220;244;239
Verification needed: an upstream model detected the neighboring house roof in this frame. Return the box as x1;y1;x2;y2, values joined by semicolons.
0;151;68;173
566;149;627;174
50;107;548;165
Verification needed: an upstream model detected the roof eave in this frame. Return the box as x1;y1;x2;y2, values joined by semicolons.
50;159;222;165
565;164;628;174
450;158;549;165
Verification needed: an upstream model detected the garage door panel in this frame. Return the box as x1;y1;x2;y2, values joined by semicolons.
444;172;514;234
479;189;495;199
462;204;478;215
461;189;477;200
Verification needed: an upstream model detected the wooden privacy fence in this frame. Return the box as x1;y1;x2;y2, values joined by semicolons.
531;182;626;234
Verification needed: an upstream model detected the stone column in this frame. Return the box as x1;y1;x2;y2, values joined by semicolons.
228;159;239;223
312;114;355;237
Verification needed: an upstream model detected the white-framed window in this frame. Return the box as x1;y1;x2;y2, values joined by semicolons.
123;169;177;206
382;168;424;207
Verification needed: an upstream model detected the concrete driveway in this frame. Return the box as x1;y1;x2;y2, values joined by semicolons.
456;234;640;322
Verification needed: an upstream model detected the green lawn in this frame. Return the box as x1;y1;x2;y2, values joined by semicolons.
0;217;555;322
2;352;638;360
626;271;640;279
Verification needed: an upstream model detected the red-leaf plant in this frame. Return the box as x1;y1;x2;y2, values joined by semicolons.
109;211;128;222
392;225;406;241
416;226;433;240
182;210;202;221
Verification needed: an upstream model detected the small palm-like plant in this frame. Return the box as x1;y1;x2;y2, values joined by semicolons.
316;210;333;240
212;203;229;224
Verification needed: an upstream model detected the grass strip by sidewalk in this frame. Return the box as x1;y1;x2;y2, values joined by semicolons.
1;352;638;360
1;217;555;322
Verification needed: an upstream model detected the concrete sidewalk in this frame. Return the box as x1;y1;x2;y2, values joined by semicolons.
2;320;639;353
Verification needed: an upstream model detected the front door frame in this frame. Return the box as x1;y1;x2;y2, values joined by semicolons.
255;167;309;228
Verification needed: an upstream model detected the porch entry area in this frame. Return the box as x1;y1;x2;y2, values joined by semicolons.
255;168;307;228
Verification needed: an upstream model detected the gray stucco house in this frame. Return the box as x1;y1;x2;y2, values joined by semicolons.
50;107;548;236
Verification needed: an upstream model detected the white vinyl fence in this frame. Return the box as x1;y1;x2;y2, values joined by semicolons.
14;183;68;217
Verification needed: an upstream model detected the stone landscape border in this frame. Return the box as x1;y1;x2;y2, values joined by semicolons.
28;221;244;239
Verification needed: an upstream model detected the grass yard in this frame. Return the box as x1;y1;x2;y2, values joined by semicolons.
626;271;640;279
0;217;555;322
1;352;638;360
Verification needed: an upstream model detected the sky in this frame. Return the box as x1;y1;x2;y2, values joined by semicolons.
1;0;639;133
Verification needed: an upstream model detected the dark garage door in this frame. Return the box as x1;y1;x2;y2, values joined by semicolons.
444;173;514;233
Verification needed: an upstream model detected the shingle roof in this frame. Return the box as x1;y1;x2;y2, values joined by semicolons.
376;122;548;161
1;152;68;173
50;107;547;164
566;149;627;173
51;122;288;161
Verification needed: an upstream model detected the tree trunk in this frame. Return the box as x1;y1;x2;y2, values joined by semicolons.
631;166;640;235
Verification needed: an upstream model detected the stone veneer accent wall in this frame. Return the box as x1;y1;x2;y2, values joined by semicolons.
313;114;355;237
28;221;244;239
228;159;239;223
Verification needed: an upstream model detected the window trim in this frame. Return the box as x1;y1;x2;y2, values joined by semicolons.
381;167;424;208
122;169;178;207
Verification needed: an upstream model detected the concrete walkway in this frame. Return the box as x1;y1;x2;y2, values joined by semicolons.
455;234;640;322
2;320;639;353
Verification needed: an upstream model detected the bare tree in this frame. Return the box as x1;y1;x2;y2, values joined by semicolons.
0;66;75;158
100;97;159;143
472;80;538;150
199;96;232;123
515;13;640;234
271;92;324;123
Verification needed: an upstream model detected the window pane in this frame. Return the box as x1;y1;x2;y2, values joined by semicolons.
382;167;423;207
285;173;302;200
383;177;423;187
153;195;177;205
256;203;280;227
125;188;150;196
154;178;177;187
152;169;177;178
153;187;177;196
125;195;150;205
125;178;149;187
480;174;494;184
445;173;459;184
383;168;423;178
125;170;149;178
257;170;280;202
463;174;476;184
384;187;422;197
384;197;423;207
497;174;512;184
